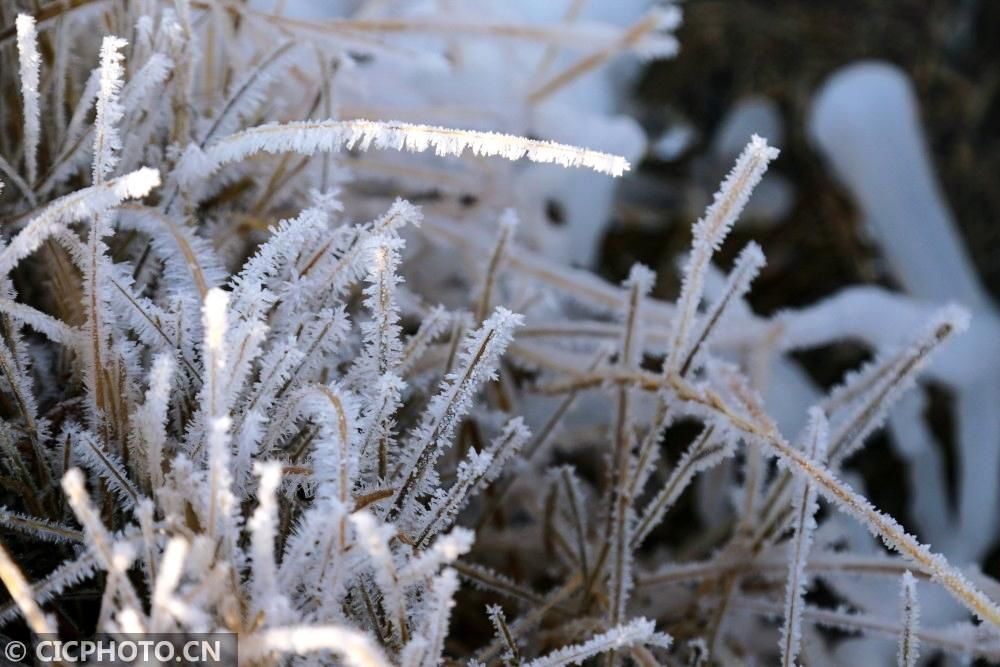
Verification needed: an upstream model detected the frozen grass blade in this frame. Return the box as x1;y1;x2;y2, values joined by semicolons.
15;15;41;185
898;571;920;667
178;119;630;187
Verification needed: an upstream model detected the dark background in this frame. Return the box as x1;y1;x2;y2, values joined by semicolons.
606;0;1000;309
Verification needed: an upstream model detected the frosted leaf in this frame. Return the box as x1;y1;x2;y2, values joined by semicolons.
357;372;404;479
415;568;460;667
0;548;103;627
60;469;144;616
229;207;330;321
826;303;969;467
92;37;128;184
150;537;190;630
523;618;671;667
177;120;630;189
349;511;408;643
898;571;920;667
399;305;451;376
15;15;41;185
390;307;524;519
633;425;736;549
0;540;56;635
352;234;406;382
0;168;161;277
666;135;779;374
756;417;1000;630
487;604;520;666
476;211;518;323
779;407;828;667
679;242;766;376
399;528;475;585
415;418;529;547
131;354;174;490
248;462;292;626
0;507;81;544
69;426;144;512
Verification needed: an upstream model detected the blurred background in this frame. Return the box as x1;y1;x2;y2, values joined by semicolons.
606;0;1000;575
612;0;1000;307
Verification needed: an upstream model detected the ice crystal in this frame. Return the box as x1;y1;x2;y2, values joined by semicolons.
0;3;997;666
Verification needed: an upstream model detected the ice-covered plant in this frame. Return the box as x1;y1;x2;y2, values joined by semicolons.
0;2;998;666
810;61;1000;565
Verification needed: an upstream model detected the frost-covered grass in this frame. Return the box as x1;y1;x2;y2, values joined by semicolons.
0;2;999;665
